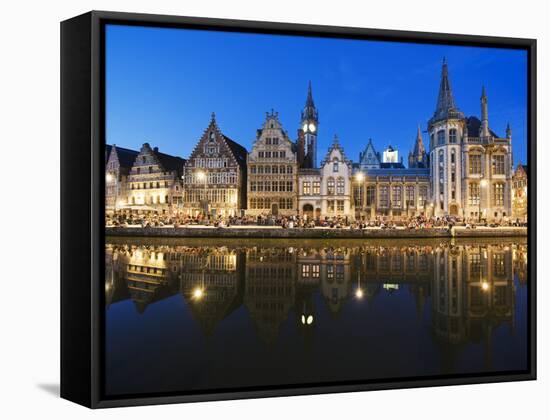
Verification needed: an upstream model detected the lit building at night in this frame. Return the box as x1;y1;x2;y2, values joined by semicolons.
105;145;139;215
512;164;528;222
428;60;513;222
318;135;354;219
247;110;298;217
123;143;185;215
182;114;248;218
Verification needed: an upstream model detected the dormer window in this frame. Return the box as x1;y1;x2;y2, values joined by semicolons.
333;160;339;172
209;132;215;142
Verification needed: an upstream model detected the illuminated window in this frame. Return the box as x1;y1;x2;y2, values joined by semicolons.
366;186;376;206
327;177;335;195
379;185;389;208
313;181;320;195
303;181;311;195
493;183;505;206
337;177;345;195
492;155;505;175
469;183;480;205
469;155;482;175
392;186;402;208
406;185;415;206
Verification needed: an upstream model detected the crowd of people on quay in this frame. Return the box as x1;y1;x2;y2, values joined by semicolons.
105;212;527;229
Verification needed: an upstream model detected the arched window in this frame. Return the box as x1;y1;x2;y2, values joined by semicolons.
333;160;339;172
327;177;335;195
209;131;215;142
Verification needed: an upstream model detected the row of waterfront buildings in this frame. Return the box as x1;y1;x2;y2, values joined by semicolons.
105;61;529;222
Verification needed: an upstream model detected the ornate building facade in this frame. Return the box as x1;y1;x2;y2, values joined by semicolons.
182;114;247;218
428;60;513;222
353;132;431;221
512;164;528;222
105;145;139;214
247;111;298;217
297;168;321;220
124;143;185;215
105;62;521;223
319;136;353;219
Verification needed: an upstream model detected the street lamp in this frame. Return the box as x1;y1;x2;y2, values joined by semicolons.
479;179;488;223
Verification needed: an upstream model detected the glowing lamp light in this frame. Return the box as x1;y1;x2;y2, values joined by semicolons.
196;171;206;181
106;173;114;182
481;281;490;292
192;287;205;299
301;314;314;325
355;172;364;182
355;288;364;299
480;179;488;187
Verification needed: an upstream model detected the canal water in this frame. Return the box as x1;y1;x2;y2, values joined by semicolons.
104;237;529;397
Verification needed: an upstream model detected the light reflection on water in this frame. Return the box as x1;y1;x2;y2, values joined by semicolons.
105;238;528;397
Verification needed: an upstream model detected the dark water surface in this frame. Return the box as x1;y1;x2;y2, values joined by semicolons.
105;237;528;397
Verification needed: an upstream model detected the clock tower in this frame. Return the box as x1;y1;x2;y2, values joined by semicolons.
300;81;319;168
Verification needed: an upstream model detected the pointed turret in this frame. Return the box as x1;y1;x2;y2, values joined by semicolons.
429;58;464;125
480;86;490;137
302;80;318;122
409;125;428;168
506;122;512;139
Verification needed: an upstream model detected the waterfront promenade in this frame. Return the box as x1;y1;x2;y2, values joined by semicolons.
106;224;527;239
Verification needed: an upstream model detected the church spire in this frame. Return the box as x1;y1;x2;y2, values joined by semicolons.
302;80;318;122
409;125;428;168
306;80;314;107
430;58;464;125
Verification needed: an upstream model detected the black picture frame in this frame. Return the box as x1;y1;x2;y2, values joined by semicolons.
60;10;537;409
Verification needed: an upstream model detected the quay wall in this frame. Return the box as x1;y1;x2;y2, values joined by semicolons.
105;226;527;239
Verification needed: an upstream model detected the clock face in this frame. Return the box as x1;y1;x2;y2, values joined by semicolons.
309;123;316;133
302;123;308;132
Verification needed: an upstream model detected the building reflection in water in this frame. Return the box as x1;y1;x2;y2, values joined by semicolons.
105;240;528;349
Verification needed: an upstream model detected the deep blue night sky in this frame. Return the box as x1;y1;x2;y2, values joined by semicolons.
105;24;528;166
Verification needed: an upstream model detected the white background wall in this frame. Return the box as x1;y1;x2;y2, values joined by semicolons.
0;0;547;418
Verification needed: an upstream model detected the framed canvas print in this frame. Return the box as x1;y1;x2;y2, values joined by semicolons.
60;11;536;408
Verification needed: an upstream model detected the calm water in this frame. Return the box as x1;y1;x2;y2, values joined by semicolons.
105;238;529;397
